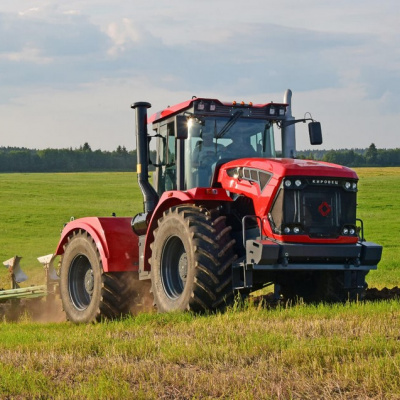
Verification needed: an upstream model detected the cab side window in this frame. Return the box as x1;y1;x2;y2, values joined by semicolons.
154;122;177;195
164;122;176;191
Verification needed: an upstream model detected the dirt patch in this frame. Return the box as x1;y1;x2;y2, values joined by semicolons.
251;286;400;306
0;296;66;323
1;286;399;323
121;273;154;315
364;286;400;301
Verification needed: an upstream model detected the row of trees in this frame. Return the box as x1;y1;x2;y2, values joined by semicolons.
297;144;400;167
0;143;399;173
0;144;159;173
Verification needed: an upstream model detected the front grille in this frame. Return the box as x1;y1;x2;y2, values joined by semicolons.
270;177;357;238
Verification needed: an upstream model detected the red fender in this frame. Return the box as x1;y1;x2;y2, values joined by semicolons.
55;217;139;273
143;188;233;271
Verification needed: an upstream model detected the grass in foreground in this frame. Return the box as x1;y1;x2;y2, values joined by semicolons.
0;168;399;399
1;299;400;399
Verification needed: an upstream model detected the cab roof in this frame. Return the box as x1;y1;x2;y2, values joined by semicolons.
147;97;287;124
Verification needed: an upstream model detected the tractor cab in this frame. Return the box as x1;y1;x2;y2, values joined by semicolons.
149;98;285;195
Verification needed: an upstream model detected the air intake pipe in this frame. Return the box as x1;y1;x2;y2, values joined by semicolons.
131;102;159;235
282;89;296;158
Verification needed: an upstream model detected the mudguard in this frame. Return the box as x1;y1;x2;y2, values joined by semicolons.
55;217;139;273
142;188;233;271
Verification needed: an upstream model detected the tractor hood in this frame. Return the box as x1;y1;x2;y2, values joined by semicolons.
217;157;358;180
215;157;360;243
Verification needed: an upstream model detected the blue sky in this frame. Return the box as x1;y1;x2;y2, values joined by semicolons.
0;1;399;151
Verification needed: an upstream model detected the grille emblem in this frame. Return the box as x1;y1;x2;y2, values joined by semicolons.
318;201;331;217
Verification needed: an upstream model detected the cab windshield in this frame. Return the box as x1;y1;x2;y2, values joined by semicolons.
185;116;276;188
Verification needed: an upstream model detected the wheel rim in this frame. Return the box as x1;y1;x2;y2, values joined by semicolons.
161;236;188;299
68;254;93;310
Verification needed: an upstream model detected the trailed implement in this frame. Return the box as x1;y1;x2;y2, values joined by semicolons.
1;255;59;319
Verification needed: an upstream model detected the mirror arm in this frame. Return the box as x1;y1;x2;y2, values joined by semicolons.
281;118;314;128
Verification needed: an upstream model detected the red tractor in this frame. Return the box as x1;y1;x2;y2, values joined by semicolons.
56;90;382;323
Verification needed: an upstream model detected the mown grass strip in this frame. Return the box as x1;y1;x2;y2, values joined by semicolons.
1;300;400;398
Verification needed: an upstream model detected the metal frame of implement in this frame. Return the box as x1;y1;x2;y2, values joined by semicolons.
1;255;59;302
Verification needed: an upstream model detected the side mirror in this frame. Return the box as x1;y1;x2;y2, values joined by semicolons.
175;115;188;139
308;121;322;145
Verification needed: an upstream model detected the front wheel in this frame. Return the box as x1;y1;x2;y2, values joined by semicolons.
150;205;237;313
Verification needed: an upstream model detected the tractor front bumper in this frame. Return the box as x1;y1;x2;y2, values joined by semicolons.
232;239;382;290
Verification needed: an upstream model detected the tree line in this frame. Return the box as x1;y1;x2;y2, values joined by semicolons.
0;143;399;173
0;143;158;173
296;143;400;167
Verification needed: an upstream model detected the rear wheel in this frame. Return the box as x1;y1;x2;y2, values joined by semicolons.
150;205;237;312
60;230;130;323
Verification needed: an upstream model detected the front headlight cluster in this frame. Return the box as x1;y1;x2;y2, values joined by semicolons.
342;226;357;236
283;225;303;235
284;179;302;188
344;181;357;191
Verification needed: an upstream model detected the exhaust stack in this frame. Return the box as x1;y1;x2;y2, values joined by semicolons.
131;102;159;215
282;89;296;158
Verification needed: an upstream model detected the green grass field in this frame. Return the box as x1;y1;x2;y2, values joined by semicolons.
0;301;400;399
353;167;400;287
0;172;142;288
0;168;399;399
0;168;398;289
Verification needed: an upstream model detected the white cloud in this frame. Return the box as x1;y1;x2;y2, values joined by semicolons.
0;0;399;150
63;10;80;16
18;7;40;16
0;47;53;64
106;18;142;56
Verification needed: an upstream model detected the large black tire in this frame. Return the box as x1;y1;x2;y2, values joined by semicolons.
150;205;237;313
60;230;132;323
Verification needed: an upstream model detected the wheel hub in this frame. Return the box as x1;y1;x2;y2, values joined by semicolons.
178;253;188;284
84;269;94;295
161;236;188;299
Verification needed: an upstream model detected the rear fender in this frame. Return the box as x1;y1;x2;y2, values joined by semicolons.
143;189;232;271
55;217;139;273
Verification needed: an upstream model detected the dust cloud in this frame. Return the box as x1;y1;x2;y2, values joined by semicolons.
0;296;66;323
0;273;155;323
121;273;154;315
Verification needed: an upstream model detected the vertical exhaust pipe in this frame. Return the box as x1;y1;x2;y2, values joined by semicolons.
282;89;296;158
131;102;159;216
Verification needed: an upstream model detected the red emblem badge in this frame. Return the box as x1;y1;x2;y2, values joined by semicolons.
318;201;331;217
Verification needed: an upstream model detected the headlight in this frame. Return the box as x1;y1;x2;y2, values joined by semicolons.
284;180;292;188
284;227;291;234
